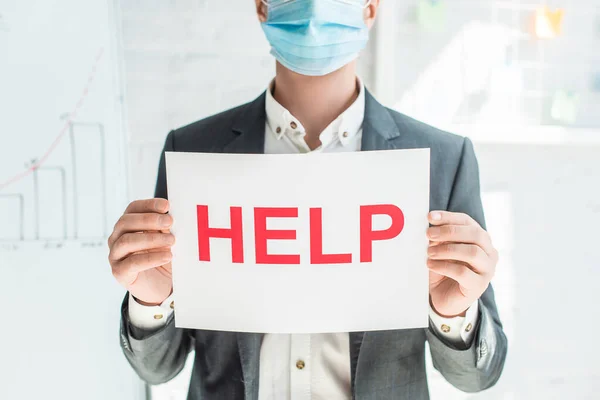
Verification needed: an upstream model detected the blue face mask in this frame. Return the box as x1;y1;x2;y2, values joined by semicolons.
260;0;371;76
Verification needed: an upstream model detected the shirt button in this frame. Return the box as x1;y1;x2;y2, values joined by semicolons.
342;131;349;138
170;301;175;310
276;126;281;134
296;360;305;370
290;121;297;129
154;314;164;320
465;322;473;332
441;324;451;333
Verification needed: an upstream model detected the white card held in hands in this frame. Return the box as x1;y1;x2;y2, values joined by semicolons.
166;149;430;333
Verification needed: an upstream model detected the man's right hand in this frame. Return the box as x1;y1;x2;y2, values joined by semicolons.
108;198;175;306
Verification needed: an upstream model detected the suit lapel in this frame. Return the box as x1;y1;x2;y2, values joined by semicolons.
349;331;365;398
222;92;267;154
237;332;263;400
360;89;401;151
221;88;400;154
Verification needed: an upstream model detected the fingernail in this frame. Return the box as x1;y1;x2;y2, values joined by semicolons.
431;212;442;221
428;228;439;239
155;199;168;211
159;215;172;227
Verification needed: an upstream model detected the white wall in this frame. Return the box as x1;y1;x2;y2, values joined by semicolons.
121;0;273;200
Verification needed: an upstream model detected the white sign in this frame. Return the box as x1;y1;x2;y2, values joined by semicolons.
166;149;430;333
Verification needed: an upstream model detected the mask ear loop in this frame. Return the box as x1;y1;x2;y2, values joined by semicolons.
261;0;294;6
262;0;371;8
335;0;373;8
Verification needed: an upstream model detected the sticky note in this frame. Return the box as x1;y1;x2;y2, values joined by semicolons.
592;73;600;93
533;7;564;39
551;90;579;124
418;0;447;33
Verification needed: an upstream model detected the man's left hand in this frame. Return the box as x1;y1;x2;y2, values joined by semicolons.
426;211;498;318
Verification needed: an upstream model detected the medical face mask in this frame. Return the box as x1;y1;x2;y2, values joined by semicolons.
260;0;371;76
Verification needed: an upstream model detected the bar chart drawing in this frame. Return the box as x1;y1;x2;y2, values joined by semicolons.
0;120;109;244
0;194;24;241
69;122;108;240
32;166;68;240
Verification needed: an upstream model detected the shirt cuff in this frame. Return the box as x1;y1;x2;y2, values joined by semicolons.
428;301;479;346
127;292;174;331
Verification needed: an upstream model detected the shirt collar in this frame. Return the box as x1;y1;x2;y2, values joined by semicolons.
265;77;366;148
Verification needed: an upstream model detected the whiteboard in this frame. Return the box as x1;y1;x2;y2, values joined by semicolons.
0;0;142;398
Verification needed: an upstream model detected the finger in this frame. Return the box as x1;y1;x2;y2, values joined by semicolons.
428;243;489;274
428;211;476;227
427;225;494;255
110;232;175;261
109;213;173;247
125;198;169;214
112;250;173;286
427;259;479;288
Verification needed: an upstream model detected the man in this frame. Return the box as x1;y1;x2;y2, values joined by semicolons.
109;0;507;399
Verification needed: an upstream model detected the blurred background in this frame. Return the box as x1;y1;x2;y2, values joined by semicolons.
1;0;599;399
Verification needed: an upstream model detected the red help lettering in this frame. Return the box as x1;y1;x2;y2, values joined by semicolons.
196;205;404;264
359;204;405;263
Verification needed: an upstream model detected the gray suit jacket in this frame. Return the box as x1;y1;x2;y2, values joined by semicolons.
119;89;507;400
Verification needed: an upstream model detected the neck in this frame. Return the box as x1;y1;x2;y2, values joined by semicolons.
272;61;359;150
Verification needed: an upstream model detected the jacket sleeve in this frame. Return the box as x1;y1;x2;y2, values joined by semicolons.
119;131;194;385
426;137;508;392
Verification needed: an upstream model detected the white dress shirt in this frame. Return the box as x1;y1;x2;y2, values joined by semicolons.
128;78;479;400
